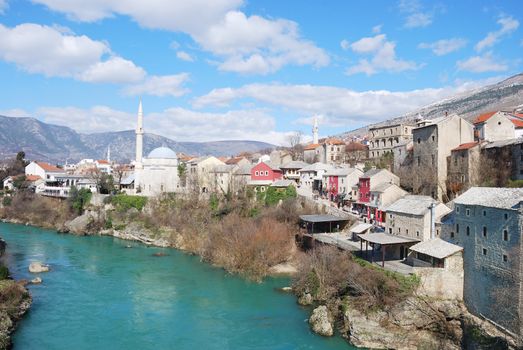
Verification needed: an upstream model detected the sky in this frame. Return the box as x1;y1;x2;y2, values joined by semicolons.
0;0;522;146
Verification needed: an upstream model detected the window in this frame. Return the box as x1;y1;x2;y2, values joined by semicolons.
431;154;435;166
466;226;470;236
483;226;487;237
255;171;259;176
456;206;460;213
483;210;486;216
432;135;435;142
504;213;508;220
482;248;487;256
466;209;470;216
417;138;421;144
265;171;269;176
398;228;401;234
451;232;455;238
503;230;508;241
417;157;421;167
503;254;508;262
389;228;392;234
416;231;420;237
406;229;409;234
456;224;459;233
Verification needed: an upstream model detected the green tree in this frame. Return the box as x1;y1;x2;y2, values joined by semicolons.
68;186;92;214
177;163;187;187
12;175;27;190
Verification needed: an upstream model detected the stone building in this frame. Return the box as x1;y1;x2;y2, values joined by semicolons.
303;143;322;164
442;187;523;338
298;162;334;193
135;147;180;196
368;123;414;159
385;195;451;242
412;114;474;201
446;142;482;200
187;156;225;193
280;160;308;184
303;138;345;164
482;137;523;184
210;164;238;194
473;111;523;142
367;183;407;226
322;167;363;201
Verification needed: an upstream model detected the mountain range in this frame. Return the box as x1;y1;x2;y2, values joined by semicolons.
339;73;523;139
0;116;274;163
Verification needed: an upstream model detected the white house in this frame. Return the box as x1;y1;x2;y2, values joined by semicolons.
25;161;64;181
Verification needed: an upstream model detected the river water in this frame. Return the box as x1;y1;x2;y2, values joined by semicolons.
0;223;354;350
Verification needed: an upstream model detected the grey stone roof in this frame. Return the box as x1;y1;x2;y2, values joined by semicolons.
299;214;350;223
271;179;295;187
409;238;463;259
298;162;334;173
362;168;383;178
385;195;440;216
371;182;395;193
323;168;361;177
120;173;135;185
280;160;309;169
358;232;419;245
482;137;523;149
234;164;254;175
454;187;523;210
350;222;373;234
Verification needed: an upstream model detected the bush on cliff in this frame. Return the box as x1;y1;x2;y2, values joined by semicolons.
111;195;147;212
68;186;92;215
292;246;418;312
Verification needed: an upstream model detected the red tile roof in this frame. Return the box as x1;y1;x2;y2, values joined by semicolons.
324;138;345;145
25;175;42;182
452;142;479;151
511;118;523;128
474;111;497;124
36;162;62;172
304;143;321;151
346;141;368;151
225;157;246;165
97;159;109;164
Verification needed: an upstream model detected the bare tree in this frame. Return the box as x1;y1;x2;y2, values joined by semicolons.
287;131;304;161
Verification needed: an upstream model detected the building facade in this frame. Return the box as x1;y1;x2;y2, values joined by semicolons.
412;114;474;201
368;123;414;159
442;187;523;338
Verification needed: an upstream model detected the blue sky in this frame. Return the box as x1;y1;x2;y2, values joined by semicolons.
0;0;521;145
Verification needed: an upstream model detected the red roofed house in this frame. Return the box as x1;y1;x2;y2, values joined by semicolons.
248;162;282;192
25;161;64;181
474;111;523;142
303;143;322;163
446;142;482;200
303;138;346;165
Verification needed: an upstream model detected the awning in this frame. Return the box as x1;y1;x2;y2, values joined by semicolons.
358;232;419;245
350;223;373;234
299;214;350;223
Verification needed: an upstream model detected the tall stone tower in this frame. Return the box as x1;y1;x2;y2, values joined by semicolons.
135;99;144;169
312;116;319;144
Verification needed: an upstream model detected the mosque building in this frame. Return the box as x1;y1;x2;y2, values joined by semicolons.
133;100;180;196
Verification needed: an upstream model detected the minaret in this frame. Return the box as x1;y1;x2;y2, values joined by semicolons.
312;116;319;144
135;99;144;169
107;145;111;163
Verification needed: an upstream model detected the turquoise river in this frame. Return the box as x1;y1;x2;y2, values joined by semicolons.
0;223;355;349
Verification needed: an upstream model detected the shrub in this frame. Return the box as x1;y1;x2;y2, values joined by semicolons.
68;186;92;214
2;196;12;207
0;265;8;280
507;179;523;188
111;194;147;211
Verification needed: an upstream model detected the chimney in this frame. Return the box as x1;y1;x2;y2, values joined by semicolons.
430;202;436;239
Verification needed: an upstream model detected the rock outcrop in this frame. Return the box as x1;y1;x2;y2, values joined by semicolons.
341;297;463;350
298;293;313;306
309;305;334;337
28;262;49;273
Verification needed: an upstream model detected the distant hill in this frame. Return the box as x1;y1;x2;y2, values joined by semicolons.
339;73;523;139
0;115;274;163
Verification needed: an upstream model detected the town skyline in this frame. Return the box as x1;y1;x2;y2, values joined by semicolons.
0;0;521;144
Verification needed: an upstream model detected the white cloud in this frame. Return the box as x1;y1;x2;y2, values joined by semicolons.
418;38;467;56
78;56;146;83
33;104;288;144
475;15;519;51
457;53;508;73
193;81;480;126
176;51;194;62
123;73;190;97
398;0;433;28
32;0;329;75
372;24;382;34
0;23;149;84
345;34;419;75
37;106;134;133
340;39;350;51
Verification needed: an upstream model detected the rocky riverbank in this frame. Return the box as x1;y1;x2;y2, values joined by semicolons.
0;239;32;349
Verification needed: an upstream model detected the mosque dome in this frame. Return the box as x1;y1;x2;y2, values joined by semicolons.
147;147;177;159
